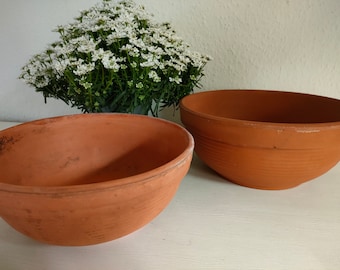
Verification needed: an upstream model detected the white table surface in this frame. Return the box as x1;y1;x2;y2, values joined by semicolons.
1;121;340;270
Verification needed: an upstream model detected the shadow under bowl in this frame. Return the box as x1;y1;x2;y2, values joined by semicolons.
180;89;340;190
0;113;194;246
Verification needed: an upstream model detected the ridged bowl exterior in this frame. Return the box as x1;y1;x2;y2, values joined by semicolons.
180;90;340;190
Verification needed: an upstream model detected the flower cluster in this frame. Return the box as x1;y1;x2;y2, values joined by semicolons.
19;0;211;115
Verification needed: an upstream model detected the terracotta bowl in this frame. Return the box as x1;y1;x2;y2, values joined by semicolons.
0;114;194;246
180;89;340;190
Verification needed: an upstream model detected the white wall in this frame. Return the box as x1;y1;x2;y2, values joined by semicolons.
0;0;339;122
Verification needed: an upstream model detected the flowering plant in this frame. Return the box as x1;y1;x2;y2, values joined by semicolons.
19;0;210;116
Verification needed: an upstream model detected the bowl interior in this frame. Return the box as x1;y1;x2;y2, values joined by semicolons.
0;114;192;187
181;90;340;124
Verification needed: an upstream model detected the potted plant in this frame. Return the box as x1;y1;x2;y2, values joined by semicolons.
19;0;211;116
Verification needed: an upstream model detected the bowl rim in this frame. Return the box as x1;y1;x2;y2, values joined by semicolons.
0;113;194;195
180;89;340;129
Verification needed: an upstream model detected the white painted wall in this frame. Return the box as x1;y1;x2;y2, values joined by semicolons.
0;0;339;122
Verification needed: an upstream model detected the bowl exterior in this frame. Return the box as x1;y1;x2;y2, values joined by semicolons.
0;154;192;245
0;114;194;245
191;129;340;189
180;90;340;190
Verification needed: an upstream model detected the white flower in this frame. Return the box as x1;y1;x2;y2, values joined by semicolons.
129;37;146;49
106;30;131;45
79;80;93;90
91;48;106;61
120;44;140;57
101;54;123;71
140;57;159;68
19;0;211;116
148;70;161;83
72;61;95;76
136;82;143;88
53;59;70;74
169;76;182;84
69;35;95;52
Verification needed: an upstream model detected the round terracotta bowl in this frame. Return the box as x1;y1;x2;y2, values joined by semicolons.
180;89;340;190
0;114;194;246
